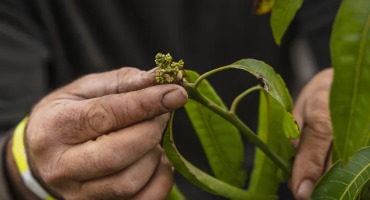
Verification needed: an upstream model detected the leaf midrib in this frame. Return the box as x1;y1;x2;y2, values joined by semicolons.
195;101;241;185
338;161;370;199
343;11;370;159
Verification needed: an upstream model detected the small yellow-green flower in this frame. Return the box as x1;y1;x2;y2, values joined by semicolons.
155;53;185;84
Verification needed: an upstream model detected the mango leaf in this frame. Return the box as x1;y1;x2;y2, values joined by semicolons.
184;70;246;187
254;0;275;15
166;184;185;200
163;113;276;200
312;147;370;200
270;0;304;45
329;0;370;163
229;59;292;112
219;59;298;193
248;91;295;195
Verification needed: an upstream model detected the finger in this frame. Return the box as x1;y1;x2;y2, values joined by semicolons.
293;68;333;131
130;154;174;200
55;84;187;143
58;67;157;100
61;146;162;200
325;145;333;172
291;109;332;200
291;68;333;200
56;116;168;181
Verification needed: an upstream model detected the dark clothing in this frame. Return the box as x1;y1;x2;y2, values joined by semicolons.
0;0;339;199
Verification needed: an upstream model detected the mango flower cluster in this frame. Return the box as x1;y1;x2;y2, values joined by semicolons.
155;53;185;84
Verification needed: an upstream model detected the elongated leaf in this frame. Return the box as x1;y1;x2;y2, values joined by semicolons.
230;59;292;112
216;59;299;193
270;0;303;45
166;184;185;200
249;91;295;194
225;59;299;139
330;0;370;163
184;70;246;187
254;0;275;15
163;113;276;200
312;147;370;199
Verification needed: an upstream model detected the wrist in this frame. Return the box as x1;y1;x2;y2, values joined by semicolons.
8;118;58;200
5;137;39;200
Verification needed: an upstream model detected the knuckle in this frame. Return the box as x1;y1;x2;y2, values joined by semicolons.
134;92;156;117
306;110;332;136
83;144;111;171
111;179;140;198
295;150;328;181
39;167;64;187
26;129;47;154
117;67;143;82
300;161;324;181
86;100;115;133
95;142;125;172
46;105;85;134
119;66;140;74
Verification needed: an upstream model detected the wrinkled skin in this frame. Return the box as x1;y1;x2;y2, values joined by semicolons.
6;67;188;200
291;68;334;200
6;66;335;200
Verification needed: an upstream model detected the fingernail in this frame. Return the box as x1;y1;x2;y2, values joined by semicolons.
297;179;314;200
162;87;188;109
148;67;158;74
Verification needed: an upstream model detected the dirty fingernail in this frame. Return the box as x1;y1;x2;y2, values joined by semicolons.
162;87;188;109
297;179;314;200
148;67;158;74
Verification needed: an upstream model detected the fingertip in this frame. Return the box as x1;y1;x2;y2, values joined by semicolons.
162;86;188;110
297;179;314;200
147;67;158;74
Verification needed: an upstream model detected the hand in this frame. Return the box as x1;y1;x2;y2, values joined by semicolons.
7;67;188;199
291;68;333;200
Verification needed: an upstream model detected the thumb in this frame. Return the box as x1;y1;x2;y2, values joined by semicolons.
62;84;188;143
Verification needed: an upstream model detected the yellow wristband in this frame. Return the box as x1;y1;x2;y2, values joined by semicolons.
12;118;56;200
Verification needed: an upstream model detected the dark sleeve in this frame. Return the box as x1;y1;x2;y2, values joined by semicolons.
0;0;50;198
0;0;50;133
293;0;341;69
0;132;12;199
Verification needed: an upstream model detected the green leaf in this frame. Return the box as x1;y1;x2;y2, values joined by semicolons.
184;70;246;187
166;184;186;200
270;0;304;45
226;59;299;139
329;0;370;163
230;59;292;111
219;59;298;193
248;91;295;194
312;147;370;200
163;113;277;200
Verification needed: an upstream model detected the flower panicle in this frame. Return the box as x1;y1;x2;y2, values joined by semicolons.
155;53;185;84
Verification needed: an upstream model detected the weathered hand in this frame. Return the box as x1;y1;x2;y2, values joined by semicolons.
8;67;188;199
291;68;333;200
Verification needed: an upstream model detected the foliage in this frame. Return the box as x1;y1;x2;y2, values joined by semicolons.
254;0;304;45
270;0;304;45
329;0;370;163
312;0;370;198
156;54;298;199
156;0;370;198
311;147;370;200
248;91;295;195
184;71;246;187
